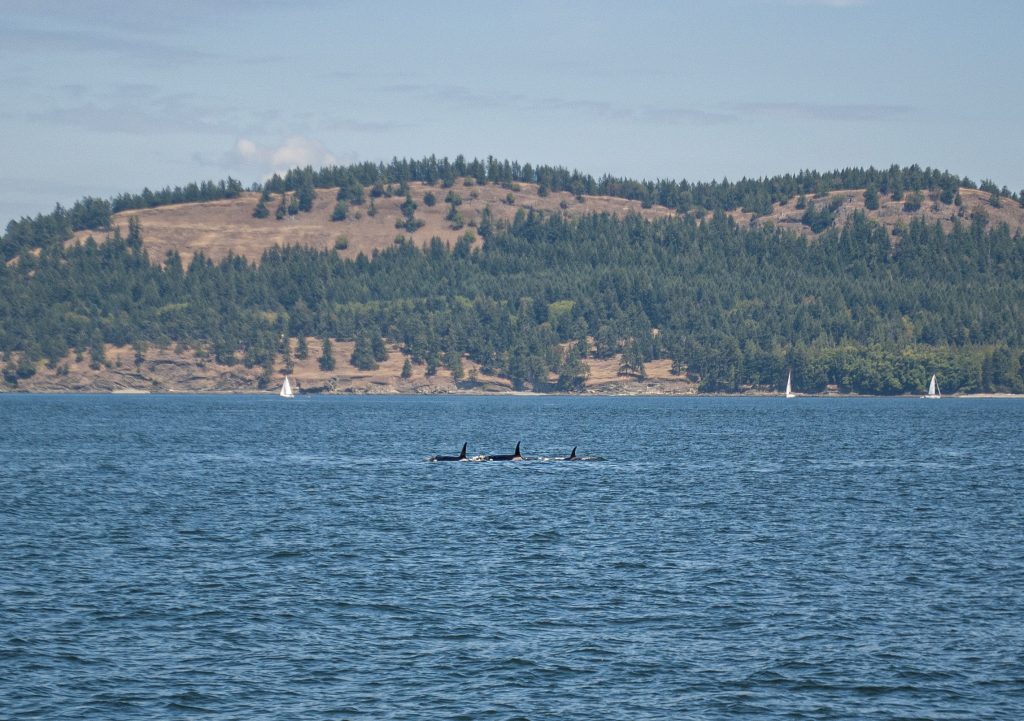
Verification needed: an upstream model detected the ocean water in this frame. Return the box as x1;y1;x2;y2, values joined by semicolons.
1;394;1022;720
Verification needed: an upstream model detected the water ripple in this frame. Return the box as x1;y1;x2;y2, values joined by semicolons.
1;395;1023;719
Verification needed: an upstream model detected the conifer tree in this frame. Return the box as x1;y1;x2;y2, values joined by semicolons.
557;345;589;390
425;351;439;377
371;334;388;362
319;338;335;371
444;349;464;381
618;340;646;379
350;333;378;370
863;185;880;210
281;338;294;373
297;180;316;212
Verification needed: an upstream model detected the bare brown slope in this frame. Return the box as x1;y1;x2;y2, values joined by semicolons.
69;182;1024;265
71;181;675;265
738;187;1024;238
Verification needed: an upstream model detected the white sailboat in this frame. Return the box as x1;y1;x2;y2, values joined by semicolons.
279;375;295;398
785;371;795;399
923;374;940;399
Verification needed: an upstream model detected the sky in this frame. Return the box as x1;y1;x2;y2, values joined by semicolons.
2;0;1022;224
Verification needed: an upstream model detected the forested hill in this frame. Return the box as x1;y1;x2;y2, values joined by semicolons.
2;158;1024;395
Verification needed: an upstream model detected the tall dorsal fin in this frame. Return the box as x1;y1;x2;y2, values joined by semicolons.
459;442;467;460
513;441;521;458
568;446;577;460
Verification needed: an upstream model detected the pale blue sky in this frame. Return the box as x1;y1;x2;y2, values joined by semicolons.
2;0;1022;223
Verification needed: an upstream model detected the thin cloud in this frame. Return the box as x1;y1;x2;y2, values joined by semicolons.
7;81;398;144
640;106;736;126
533;97;633;120
8;1;299;35
784;0;865;6
734;101;911;122
7;84;283;137
321;118;404;133
110;83;163;100
0;26;221;66
16;93;235;135
379;83;514;110
381;82;734;126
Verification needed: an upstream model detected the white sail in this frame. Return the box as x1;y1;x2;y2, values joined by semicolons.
280;376;295;398
925;374;940;399
785;371;795;399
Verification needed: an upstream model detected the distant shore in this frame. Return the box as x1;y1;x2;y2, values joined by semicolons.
3;343;1020;398
3;387;1021;399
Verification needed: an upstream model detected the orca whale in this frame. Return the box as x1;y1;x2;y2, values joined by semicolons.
431;442;468;461
565;446;579;460
487;441;523;461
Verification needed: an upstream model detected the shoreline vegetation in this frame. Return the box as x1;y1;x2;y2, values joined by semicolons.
1;340;1020;398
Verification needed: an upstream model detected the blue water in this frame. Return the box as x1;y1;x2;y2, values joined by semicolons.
1;395;1022;720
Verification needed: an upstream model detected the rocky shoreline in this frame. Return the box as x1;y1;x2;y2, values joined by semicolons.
1;343;702;396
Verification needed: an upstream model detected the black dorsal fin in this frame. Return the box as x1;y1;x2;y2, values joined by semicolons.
513;441;521;458
459;442;467;460
568;446;577;460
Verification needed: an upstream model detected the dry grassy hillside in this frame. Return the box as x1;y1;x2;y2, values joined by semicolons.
71;181;675;265
69;181;1024;266
739;187;1024;238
